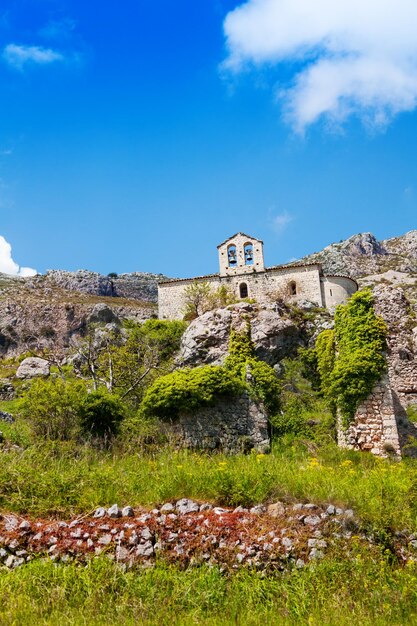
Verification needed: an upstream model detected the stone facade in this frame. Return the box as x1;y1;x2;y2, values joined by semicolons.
162;391;270;454
158;233;357;320
338;285;417;458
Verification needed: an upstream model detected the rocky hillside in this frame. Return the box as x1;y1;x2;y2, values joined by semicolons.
298;230;417;279
0;271;160;358
30;270;166;302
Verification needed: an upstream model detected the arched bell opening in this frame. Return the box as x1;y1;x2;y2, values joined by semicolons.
227;244;237;267
243;242;254;266
239;282;249;298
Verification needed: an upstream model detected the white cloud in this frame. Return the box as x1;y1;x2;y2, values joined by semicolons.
223;0;417;131
0;236;36;277
271;211;294;233
3;44;64;70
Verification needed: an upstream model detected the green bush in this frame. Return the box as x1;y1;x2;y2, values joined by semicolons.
225;326;281;414
79;390;127;439
246;358;281;414
140;325;280;422
19;378;88;441
141;366;245;420
130;319;187;361
315;290;387;426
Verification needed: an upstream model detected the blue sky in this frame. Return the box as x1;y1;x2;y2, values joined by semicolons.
0;0;416;278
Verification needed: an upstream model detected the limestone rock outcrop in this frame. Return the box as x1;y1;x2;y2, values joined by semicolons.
299;229;417;278
38;270;166;302
16;357;50;379
178;303;303;367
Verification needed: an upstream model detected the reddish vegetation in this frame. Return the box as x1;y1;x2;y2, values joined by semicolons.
0;501;414;571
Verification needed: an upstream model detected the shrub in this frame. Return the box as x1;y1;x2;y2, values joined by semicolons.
141;366;245;420
19;378;88;441
225;326;281;414
140;324;280;422
79;390;127;439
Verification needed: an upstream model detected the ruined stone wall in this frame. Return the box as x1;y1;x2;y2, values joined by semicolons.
338;285;417;458
162;392;270;454
337;376;401;457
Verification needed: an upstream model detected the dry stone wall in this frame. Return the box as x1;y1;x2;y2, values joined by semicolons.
162;391;270;454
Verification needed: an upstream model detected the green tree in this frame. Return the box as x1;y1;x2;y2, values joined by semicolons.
182;281;212;319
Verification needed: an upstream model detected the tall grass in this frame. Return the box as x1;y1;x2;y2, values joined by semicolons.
0;551;417;625
1;441;417;531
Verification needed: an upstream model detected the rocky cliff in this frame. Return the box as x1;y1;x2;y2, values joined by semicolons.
298;230;417;278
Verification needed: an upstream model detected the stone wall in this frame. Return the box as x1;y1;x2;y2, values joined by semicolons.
337;285;417;458
337;376;401;457
321;276;358;309
162;391;270;454
158;265;335;320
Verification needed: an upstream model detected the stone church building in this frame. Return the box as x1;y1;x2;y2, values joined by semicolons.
158;233;357;320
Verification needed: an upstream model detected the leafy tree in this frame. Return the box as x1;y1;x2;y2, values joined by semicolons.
74;319;186;408
182;281;212;320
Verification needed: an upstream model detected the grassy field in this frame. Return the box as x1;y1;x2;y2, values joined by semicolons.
1;549;417;625
1;431;417;530
2;422;417;624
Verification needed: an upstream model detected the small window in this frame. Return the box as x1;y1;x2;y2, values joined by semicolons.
244;243;254;266
227;244;237;266
289;281;297;296
330;289;333;297
239;283;248;298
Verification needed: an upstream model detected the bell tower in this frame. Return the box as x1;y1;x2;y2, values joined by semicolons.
217;233;265;277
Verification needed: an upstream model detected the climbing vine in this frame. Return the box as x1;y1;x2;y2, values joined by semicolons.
315;289;387;427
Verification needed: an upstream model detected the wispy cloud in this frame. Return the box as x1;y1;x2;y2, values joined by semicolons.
3;44;64;70
223;0;417;133
271;211;294;234
0;235;36;277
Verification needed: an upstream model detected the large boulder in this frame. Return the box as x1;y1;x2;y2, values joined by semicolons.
16;357;50;379
178;303;302;367
87;303;120;325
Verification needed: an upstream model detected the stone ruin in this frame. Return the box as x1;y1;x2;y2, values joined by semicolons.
338;285;417;458
162;391;270;454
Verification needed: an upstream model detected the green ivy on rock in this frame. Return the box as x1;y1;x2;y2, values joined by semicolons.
316;289;387;427
141;324;281;420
